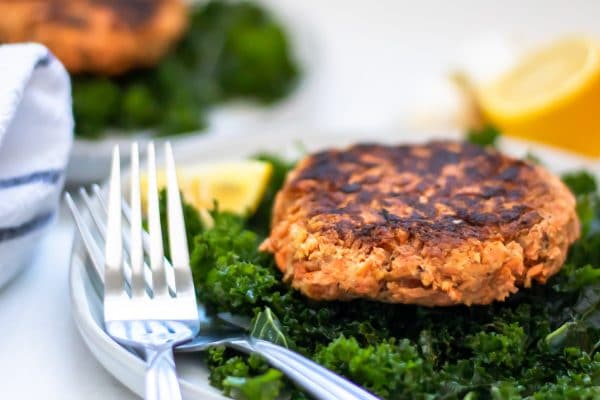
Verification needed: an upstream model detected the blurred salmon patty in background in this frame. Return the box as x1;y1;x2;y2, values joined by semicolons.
0;0;188;75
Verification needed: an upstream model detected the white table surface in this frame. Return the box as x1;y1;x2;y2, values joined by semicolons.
0;205;135;398
2;1;600;398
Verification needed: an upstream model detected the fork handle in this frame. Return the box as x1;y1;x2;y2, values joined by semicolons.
229;338;380;400
145;347;182;400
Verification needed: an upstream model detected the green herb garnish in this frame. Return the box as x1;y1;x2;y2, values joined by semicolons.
466;125;501;147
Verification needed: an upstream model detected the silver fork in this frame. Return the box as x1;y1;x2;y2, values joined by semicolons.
66;143;381;400
82;142;198;400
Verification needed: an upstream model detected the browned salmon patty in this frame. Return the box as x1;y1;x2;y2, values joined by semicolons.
260;141;580;306
0;0;187;75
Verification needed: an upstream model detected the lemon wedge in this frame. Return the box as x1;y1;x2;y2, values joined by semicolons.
477;37;600;157
140;160;273;216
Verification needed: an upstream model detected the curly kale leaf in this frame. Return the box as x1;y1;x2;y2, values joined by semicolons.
562;171;598;196
199;258;278;314
207;347;283;400
247;153;295;237
266;292;407;354
190;211;262;272
532;378;600;400
543;174;600;356
465;323;527;371
72;77;120;138
568;229;600;267
563;197;600;268
190;210;277;314
121;84;161;128
199;1;299;102
529;350;600;399
562;171;599;237
489;382;524;400
157;189;204;262
223;369;283;400
315;336;432;399
466;125;501;147
208;348;250;389
553;264;600;293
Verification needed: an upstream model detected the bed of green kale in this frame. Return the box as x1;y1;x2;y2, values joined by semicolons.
73;0;299;138
163;150;600;400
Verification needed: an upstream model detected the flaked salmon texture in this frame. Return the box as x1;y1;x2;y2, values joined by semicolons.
261;141;580;306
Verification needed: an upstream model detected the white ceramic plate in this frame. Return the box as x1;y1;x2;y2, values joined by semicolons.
69;130;599;399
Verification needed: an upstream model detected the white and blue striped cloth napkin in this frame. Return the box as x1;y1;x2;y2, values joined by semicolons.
0;43;73;288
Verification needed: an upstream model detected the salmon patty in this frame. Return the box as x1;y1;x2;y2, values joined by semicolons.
260;141;580;306
0;0;187;75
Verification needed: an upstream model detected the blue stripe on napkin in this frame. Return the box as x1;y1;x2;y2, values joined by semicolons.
35;52;51;68
0;169;62;189
0;211;54;243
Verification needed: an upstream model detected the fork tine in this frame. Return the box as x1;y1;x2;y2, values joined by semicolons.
147;142;169;297
86;184;140;295
93;183;132;226
83;185;136;265
92;184;108;213
79;187;107;236
92;182;177;295
78;186;143;294
65;192;104;283
105;146;125;294
130;142;146;298
165;142;193;293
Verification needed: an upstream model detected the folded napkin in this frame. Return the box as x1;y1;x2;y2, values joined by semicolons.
0;43;73;287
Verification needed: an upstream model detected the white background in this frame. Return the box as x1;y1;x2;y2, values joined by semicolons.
1;1;600;398
261;0;600;133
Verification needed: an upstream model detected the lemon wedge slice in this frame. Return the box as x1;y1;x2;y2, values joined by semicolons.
478;37;600;157
140;160;273;216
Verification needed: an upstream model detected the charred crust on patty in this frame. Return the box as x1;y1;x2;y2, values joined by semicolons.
261;141;580;306
46;1;160;28
92;0;161;27
290;142;545;245
45;6;88;28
